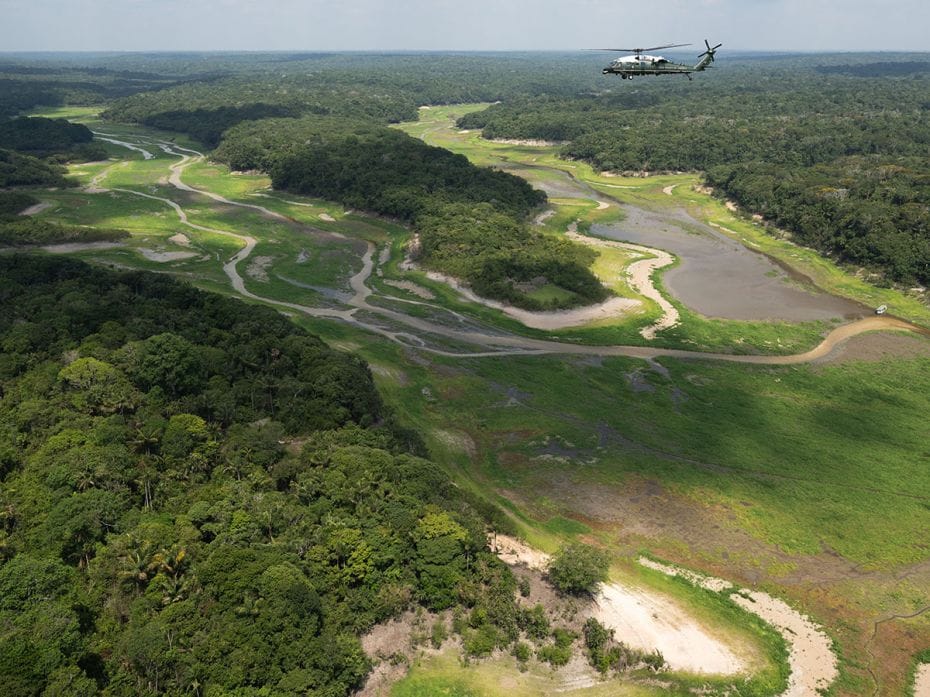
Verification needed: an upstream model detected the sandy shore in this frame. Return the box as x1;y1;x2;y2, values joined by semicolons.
914;664;930;697
642;558;838;697
565;224;678;339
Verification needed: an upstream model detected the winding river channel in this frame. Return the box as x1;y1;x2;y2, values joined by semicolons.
85;134;927;366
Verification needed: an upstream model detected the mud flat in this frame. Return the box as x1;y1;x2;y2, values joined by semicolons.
593;206;864;322
137;249;198;263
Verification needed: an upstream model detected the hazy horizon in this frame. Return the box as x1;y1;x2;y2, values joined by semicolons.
2;0;929;53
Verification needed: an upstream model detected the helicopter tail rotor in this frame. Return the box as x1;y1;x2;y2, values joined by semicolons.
698;39;723;61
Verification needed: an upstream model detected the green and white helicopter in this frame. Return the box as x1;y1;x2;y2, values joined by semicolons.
598;40;722;80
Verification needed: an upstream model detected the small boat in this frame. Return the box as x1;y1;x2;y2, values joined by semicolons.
875;304;887;315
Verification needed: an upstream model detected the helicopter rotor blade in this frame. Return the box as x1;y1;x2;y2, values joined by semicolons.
591;43;691;53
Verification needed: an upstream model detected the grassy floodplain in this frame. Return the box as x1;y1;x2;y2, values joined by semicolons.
15;105;930;695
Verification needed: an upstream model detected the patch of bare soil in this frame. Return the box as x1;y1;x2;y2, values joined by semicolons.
358;610;444;697
319;213;336;222
137;249;198;263
245;255;273;282
812;331;930;365
168;232;191;246
730;591;837;696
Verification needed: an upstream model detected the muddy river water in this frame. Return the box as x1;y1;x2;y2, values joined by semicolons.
593;205;866;322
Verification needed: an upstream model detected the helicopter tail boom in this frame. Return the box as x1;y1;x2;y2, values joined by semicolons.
694;39;722;71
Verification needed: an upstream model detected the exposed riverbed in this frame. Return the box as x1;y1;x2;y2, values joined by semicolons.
593;206;866;322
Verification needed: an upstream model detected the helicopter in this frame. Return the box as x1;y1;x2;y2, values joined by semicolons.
597;40;722;80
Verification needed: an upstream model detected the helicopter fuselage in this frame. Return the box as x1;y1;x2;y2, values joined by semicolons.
603;55;698;79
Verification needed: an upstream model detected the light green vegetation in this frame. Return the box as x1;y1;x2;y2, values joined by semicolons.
392;648;665;697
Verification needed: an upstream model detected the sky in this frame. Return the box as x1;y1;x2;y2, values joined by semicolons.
2;0;929;53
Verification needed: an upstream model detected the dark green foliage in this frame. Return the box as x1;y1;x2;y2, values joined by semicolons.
140;104;298;148
547;543;609;595
0;148;70;188
536;628;577;667
0;191;38;217
0;256;519;695
583;618;666;674
0;117;104;161
265;124;543;222
0;218;129;247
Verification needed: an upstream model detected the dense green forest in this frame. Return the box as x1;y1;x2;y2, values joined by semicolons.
0;117;105;161
457;58;930;285
0;256;565;695
0;148;72;188
217;116;606;309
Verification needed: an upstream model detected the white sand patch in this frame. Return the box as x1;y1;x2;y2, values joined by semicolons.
730;591;837;696
725;201;738;212
639;558;732;593
594;582;745;675
489;534;550;571
168;233;191;246
595;182;640;189
458;129;472;134
19;202;52;216
319;213;336;222
137;249;198;263
384;279;435;300
595;200;610;210
914;664;930;697
662;185;678;196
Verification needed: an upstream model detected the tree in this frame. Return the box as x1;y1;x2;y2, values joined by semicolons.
547;543;609;595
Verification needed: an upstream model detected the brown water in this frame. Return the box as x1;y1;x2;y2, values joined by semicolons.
594;206;866;322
